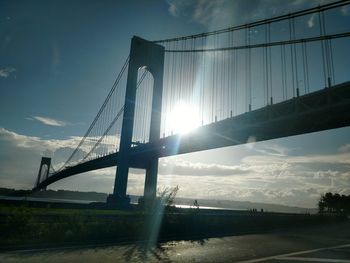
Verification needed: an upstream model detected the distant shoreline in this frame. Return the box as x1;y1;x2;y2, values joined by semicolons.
0;195;245;211
0;187;318;214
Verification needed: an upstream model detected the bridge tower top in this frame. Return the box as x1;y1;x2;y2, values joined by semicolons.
34;157;51;190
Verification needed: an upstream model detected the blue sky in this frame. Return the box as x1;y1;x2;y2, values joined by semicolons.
1;0;350;208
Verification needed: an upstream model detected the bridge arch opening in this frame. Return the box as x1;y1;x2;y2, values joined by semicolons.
39;164;48;183
125;67;155;200
110;36;165;204
132;67;155;145
35;157;51;189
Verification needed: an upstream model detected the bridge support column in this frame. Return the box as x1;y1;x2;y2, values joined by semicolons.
108;36;164;207
144;158;159;201
35;157;51;190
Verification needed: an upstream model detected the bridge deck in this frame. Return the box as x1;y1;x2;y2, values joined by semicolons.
34;81;350;190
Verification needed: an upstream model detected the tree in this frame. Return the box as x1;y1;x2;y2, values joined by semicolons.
193;200;199;209
157;185;179;209
318;197;325;213
318;192;350;214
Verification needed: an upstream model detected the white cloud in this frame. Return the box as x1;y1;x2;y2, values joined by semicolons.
307;13;316;28
341;5;350;16
154;138;350;207
168;3;178;16
166;0;193;19
1;127;349;208
166;0;337;30
159;157;249;176
339;144;350;153
32;116;67;127
192;0;226;26
154;174;331;208
253;143;290;156
288;153;350;165
0;128;69;188
0;67;16;78
0;128;121;189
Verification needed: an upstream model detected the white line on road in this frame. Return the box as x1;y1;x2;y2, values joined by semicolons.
276;256;350;262
238;243;350;263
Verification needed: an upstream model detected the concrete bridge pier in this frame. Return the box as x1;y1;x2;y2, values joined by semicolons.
143;158;159;203
107;36;164;207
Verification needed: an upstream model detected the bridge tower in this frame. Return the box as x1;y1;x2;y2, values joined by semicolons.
35;157;51;190
107;36;165;206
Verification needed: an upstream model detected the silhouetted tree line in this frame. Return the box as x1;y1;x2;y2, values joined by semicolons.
0;188;31;197
0;187;108;201
318;192;350;214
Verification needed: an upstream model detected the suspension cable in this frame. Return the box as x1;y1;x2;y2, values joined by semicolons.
154;0;350;43
81;70;148;163
163;32;350;53
59;56;130;170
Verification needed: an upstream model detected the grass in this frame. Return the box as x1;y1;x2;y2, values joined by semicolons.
1;204;145;247
0;203;345;249
0;204;133;216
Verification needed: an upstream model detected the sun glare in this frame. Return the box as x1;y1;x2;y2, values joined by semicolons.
168;101;200;134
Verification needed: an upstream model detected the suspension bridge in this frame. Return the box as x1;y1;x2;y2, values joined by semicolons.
33;1;350;206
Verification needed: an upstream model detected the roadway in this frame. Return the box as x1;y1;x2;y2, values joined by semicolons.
1;221;350;262
34;81;350;191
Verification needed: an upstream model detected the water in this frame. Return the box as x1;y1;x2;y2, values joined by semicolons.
0;196;246;211
175;204;246;211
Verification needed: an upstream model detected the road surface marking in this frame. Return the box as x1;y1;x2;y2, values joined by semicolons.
238;243;350;263
276;256;350;262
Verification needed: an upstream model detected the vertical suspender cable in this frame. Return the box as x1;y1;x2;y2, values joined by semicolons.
304;42;310;93
214;34;218;121
292;17;298;96
302;41;310;94
288;16;295;98
302;41;307;94
283;44;287;99
234;37;238;115
220;40;223;119
212;36;215;122
164;43;170;137
280;45;285;100
202;37;208;125
268;22;273;103
170;41;176;135
229;31;233;116
173;41;178;133
245;26;249;111
318;9;328;87
264;22;268;104
191;38;195;107
226;32;229;117
328;39;335;85
220;39;223;119
321;11;333;86
179;40;184;102
200;36;204;125
184;39;187;102
248;27;252;111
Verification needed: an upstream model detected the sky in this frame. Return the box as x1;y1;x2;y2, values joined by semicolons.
1;0;350;208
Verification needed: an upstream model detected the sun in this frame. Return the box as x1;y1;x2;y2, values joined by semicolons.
168;101;200;134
